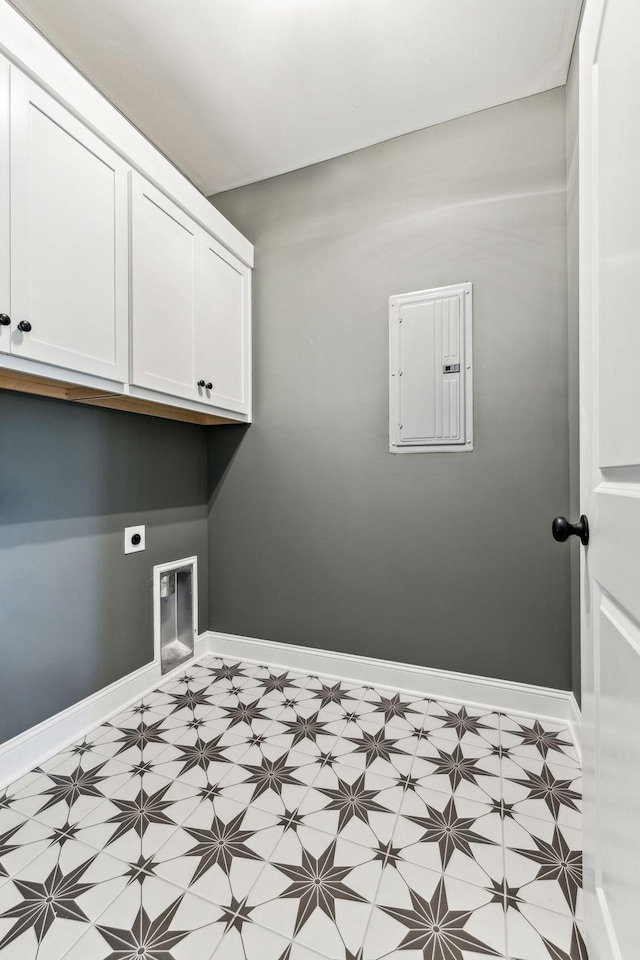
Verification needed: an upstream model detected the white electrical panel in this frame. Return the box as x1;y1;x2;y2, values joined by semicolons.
389;282;473;453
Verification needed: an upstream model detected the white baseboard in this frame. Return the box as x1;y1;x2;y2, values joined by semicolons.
0;634;209;790
0;629;581;791
205;631;581;746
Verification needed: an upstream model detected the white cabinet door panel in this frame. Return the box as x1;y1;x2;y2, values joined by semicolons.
10;69;128;379
130;174;199;402
199;235;250;414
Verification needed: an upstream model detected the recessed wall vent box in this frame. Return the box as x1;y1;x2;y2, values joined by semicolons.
389;282;473;453
153;556;198;675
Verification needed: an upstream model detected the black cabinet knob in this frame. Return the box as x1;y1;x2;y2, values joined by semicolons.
17;320;32;333
552;515;589;546
206;382;213;391
197;379;206;388
0;314;10;326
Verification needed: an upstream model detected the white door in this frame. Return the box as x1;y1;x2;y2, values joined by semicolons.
579;2;640;957
130;173;200;402
0;54;10;356
199;233;250;414
10;69;128;380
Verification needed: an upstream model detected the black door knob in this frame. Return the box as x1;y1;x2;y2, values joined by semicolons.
552;515;589;546
17;320;32;333
197;379;206;388
0;314;10;326
206;382;213;391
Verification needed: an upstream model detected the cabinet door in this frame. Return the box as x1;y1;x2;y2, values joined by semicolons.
10;69;128;379
0;55;9;356
199;233;250;414
130;173;200;402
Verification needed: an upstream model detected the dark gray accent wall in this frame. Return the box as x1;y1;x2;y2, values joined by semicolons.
208;88;572;690
0;392;208;742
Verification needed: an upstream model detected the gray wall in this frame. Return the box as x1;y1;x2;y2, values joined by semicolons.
0;392;208;742
566;50;581;702
208;88;572;689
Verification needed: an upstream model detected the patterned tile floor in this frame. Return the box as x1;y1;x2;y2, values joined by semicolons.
0;657;586;959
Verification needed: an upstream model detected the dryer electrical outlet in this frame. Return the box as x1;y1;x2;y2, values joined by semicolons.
124;524;145;554
389;282;473;453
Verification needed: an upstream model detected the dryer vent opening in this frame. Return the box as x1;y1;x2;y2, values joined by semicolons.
154;557;198;675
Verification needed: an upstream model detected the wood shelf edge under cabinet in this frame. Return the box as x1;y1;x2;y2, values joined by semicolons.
0;370;242;426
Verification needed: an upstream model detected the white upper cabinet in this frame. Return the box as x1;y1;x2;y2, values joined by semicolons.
130;173;200;402
9;69;129;380
0;3;252;423
199;234;250;415
131;173;251;414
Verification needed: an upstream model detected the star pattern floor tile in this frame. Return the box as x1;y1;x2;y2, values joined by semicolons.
0;656;586;959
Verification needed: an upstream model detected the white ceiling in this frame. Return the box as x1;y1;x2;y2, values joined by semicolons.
9;0;581;196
